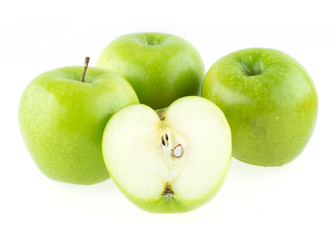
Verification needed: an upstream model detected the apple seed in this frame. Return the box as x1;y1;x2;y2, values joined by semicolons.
172;144;183;158
161;133;170;147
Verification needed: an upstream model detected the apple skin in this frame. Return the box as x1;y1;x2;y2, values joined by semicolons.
19;66;139;184
202;48;318;166
96;32;205;109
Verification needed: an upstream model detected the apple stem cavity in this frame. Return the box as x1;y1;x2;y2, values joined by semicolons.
81;56;90;82
172;144;183;158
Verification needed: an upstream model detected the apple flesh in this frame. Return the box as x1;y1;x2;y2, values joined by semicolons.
102;96;231;213
19;66;139;184
96;32;205;109
202;48;318;166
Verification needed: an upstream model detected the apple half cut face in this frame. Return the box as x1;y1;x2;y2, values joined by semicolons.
102;96;231;213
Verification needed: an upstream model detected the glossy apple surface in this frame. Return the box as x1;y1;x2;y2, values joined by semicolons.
202;48;318;166
97;32;205;109
102;96;231;213
19;66;139;184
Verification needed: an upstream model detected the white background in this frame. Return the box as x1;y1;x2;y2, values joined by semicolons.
1;0;335;239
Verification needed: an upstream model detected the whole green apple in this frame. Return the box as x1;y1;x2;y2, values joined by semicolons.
19;60;139;184
202;48;318;166
96;32;205;109
102;96;232;213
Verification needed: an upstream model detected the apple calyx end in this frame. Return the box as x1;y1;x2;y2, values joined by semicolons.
172;144;183;158
162;183;174;197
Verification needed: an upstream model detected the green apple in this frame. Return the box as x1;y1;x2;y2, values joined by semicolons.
19;59;139;184
96;32;205;109
202;48;318;166
102;96;231;213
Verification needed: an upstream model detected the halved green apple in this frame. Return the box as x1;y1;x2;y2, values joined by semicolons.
102;96;231;213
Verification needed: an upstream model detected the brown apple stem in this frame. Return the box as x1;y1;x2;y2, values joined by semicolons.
156;109;166;121
81;56;90;82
